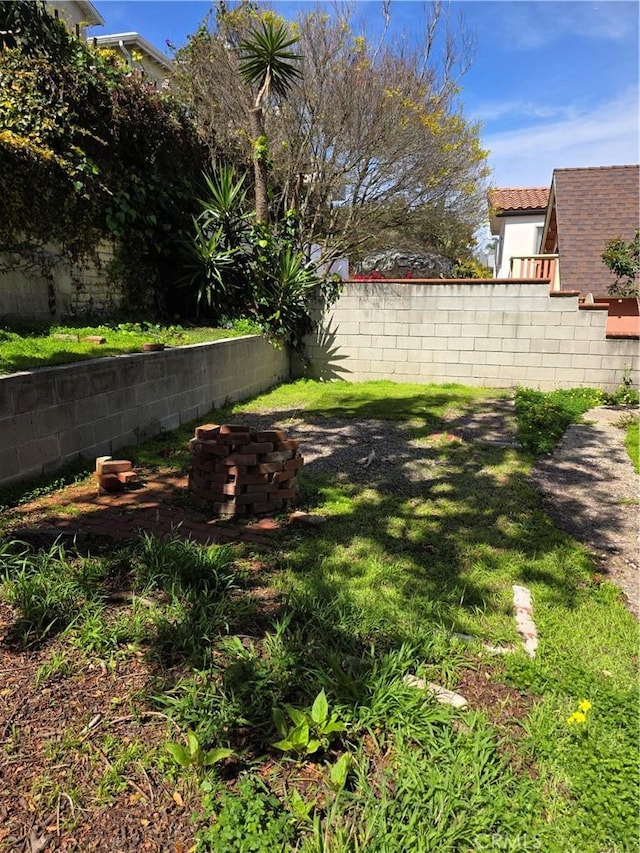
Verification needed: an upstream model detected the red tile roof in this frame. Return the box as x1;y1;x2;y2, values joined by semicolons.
488;187;549;213
551;165;639;294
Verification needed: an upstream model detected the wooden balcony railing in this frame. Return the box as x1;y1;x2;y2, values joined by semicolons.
509;254;560;291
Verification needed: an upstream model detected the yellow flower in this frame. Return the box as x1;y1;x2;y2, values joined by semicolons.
578;700;592;713
566;711;587;725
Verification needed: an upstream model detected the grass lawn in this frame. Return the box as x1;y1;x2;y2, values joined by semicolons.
0;321;258;374
0;380;637;852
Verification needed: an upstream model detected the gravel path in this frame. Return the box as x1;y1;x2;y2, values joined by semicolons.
529;406;639;617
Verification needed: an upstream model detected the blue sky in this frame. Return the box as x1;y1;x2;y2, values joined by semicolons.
90;0;639;190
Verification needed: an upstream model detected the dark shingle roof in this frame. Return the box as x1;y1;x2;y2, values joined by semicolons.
552;165;639;294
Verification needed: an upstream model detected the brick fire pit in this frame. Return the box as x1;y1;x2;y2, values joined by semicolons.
188;423;303;517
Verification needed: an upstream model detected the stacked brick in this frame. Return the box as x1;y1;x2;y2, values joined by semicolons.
188;424;303;517
95;456;138;492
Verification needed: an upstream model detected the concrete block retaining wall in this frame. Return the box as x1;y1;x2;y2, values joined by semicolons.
300;280;639;391
0;336;289;487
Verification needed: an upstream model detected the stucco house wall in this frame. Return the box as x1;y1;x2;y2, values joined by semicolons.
495;214;546;278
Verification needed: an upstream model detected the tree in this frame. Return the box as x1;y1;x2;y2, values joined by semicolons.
237;19;302;224
602;231;639;297
174;1;489;264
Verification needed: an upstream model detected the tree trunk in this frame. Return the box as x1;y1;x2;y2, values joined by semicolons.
249;106;269;225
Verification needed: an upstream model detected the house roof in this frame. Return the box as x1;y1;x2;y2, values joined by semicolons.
77;1;104;27
488;187;549;213
91;32;173;73
541;165;639;294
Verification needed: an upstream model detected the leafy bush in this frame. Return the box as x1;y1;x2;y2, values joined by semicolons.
0;1;210;315
515;387;605;454
185;164;341;349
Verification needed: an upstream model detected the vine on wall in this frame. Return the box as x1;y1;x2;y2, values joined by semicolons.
0;1;210;316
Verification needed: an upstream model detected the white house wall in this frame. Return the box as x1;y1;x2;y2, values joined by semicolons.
496;214;546;278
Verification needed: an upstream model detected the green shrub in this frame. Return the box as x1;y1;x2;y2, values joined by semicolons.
515;387;605;454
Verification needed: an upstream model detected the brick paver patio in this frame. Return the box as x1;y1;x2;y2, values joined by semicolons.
6;468;280;549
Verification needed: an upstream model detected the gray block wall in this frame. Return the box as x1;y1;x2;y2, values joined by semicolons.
301;280;639;391
0;243;121;322
0;336;289;487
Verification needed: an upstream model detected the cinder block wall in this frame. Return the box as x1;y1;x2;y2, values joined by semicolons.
300;280;639;390
0;336;289;487
0;242;121;322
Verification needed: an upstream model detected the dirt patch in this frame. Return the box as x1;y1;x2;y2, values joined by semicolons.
0;617;196;852
456;660;538;777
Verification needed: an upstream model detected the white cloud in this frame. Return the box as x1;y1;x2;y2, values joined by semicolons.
473;99;577;123
494;1;639;51
482;86;639;186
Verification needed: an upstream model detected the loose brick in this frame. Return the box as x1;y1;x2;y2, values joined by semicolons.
255;430;286;442
289;511;326;527
95;455;112;472
222;482;242;496
216;433;251;446
191;461;228;482
195;423;221;439
84;335;106;344
116;470;138;485
225;453;258;466
98;459;132;474
274;487;298;500
240;482;272;494
258;461;283;474
189;439;230;457
220;424;251;434
96;472;124;492
242;442;275;455
234;491;276;506
232;472;270;486
283;456;304;471
188;471;209;491
262;450;294;463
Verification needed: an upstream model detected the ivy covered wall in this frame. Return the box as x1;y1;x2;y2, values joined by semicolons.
0;1;210;321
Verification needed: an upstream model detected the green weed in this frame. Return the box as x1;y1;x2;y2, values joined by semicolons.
198;775;296;852
0;539;107;644
164;730;232;772
514;386;605;453
272;689;346;757
624;418;639;472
